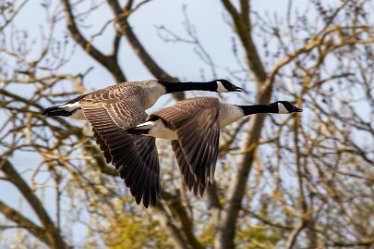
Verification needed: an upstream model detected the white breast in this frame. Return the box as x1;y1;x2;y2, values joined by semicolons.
70;109;86;120
60;102;86;120
218;103;245;128
147;119;178;140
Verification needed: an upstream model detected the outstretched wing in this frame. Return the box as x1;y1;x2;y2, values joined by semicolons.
154;97;220;191
171;140;206;196
80;85;160;208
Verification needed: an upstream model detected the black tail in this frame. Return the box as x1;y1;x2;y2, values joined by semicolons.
41;106;71;117
126;127;150;135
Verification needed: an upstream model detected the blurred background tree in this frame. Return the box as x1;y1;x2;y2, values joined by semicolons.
1;0;374;248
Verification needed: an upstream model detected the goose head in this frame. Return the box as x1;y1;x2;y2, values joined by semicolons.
271;101;303;114
215;79;243;93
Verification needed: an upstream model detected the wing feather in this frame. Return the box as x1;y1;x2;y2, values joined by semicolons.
155;97;220;193
80;85;160;207
171;140;206;196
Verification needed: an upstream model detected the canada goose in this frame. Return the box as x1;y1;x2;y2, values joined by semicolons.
127;97;302;196
42;80;242;207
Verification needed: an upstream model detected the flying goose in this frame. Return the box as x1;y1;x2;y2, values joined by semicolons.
42;80;242;207
127;97;302;196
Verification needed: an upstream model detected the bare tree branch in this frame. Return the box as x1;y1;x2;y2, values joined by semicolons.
107;0;185;100
0;0;28;33
2;1;374;248
159;192;205;249
60;0;126;82
284;221;305;249
0;159;69;249
0;200;51;247
154;200;192;249
221;0;267;84
215;1;269;248
109;0;177;81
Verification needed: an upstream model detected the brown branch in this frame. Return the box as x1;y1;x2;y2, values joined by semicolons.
293;108;317;247
0;159;68;249
215;1;269;248
221;0;267;85
214;113;269;249
241;208;294;231
60;0;126;82
329;239;374;248
206;182;222;226
108;0;185;100
284;221;305;249
0;0;28;33
281;116;310;249
0;200;51;247
263;26;372;93
215;10;373;248
161;192;204;249
239;0;250;31
262;37;329;93
111;0;177;81
83;141;118;176
154;200;192;249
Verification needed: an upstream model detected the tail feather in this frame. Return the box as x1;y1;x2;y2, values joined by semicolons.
127;121;155;135
42;98;82;118
41;106;71;117
41;106;59;115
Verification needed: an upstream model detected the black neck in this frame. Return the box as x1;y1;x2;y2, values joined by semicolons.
238;104;277;116
158;81;216;93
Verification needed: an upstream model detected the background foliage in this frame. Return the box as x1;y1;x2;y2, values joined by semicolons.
1;0;374;248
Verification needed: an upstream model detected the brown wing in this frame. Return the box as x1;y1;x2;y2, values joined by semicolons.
93;129;111;163
80;85;160;208
154;97;220;190
171;140;206;197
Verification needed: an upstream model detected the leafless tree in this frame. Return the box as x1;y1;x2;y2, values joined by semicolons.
1;0;373;248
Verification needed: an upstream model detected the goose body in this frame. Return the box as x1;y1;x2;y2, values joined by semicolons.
134;101;245;140
42;79;242;207
127;97;302;196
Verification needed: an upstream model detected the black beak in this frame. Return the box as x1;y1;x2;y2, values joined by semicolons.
295;107;303;112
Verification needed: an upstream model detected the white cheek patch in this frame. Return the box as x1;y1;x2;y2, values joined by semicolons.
278;103;289;114
216;81;227;93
